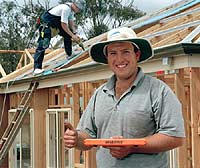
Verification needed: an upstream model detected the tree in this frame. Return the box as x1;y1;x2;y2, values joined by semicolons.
74;0;145;39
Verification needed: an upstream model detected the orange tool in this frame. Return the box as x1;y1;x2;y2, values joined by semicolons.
84;138;146;146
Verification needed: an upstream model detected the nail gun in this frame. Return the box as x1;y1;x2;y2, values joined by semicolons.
77;40;85;51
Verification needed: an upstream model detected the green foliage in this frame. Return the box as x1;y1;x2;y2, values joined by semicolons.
0;0;46;74
0;1;23;73
75;0;145;39
58;0;145;39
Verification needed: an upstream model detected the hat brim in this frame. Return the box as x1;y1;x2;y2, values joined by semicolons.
89;38;154;64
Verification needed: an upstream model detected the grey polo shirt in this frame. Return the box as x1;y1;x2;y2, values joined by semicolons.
77;68;185;168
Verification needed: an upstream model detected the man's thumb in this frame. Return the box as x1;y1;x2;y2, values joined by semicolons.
65;122;74;131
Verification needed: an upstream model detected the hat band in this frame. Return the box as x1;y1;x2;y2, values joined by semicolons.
103;41;140;56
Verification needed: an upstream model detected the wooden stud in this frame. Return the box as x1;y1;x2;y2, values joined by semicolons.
190;67;200;168
174;69;189;168
0;64;6;77
57;88;64;106
72;83;82;165
82;82;97;168
65;86;71;105
185;85;192;168
25;49;34;63
33;88;48;168
49;89;55;106
0;94;9;138
0;94;10;167
16;53;25;70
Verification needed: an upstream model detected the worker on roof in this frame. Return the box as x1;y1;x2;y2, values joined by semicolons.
33;0;86;74
63;27;185;168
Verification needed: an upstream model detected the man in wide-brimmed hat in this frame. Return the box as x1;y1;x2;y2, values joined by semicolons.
64;27;185;168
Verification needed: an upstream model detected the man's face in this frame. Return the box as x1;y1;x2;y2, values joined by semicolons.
106;42;140;80
73;3;80;13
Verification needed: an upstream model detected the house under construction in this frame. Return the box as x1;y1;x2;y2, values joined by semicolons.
0;0;200;167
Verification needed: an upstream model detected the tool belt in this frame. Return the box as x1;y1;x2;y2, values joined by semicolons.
50;27;59;37
40;23;59;38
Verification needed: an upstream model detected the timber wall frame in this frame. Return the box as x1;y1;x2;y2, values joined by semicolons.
1;54;200;167
0;0;200;167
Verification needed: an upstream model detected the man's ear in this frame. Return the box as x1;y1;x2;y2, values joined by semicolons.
136;50;141;61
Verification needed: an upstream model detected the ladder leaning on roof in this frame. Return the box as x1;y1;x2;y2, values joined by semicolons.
0;81;39;165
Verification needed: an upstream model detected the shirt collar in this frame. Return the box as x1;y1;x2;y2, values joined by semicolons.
103;67;145;94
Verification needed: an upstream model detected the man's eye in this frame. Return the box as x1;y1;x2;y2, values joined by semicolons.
124;50;131;53
109;52;116;56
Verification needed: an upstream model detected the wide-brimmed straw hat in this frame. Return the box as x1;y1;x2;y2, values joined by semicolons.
89;27;153;64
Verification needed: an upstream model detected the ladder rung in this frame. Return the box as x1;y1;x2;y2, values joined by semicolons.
17;108;23;112
2;137;8;141
12;121;16;124
17;106;25;111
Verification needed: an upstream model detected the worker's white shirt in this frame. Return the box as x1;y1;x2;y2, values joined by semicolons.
49;3;75;24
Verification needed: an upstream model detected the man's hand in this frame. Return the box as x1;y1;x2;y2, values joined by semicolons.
64;122;78;149
72;34;81;43
104;136;133;159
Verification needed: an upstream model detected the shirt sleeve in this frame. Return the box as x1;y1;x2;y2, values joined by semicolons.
77;90;98;138
152;81;185;137
60;6;74;24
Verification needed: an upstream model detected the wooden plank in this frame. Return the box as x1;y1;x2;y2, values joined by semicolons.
60;112;65;168
0;48;53;54
0;48;64;83
58;88;64;106
83;82;97;168
72;83;81;165
75;163;85;168
181;25;200;43
84;149;97;168
72;83;80;127
83;33;107;49
174;69;188;168
25;49;34;63
160;7;200;23
152;28;190;47
138;10;199;37
0;94;9;139
65;86;71;105
0;50;24;54
16;53;25;70
143;20;200;40
49;89;55;106
185;84;192;168
190;67;200;168
33;88;48;168
0;64;6;77
25;48;53;54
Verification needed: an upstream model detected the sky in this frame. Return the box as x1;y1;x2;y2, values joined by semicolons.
134;0;183;13
0;0;184;14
